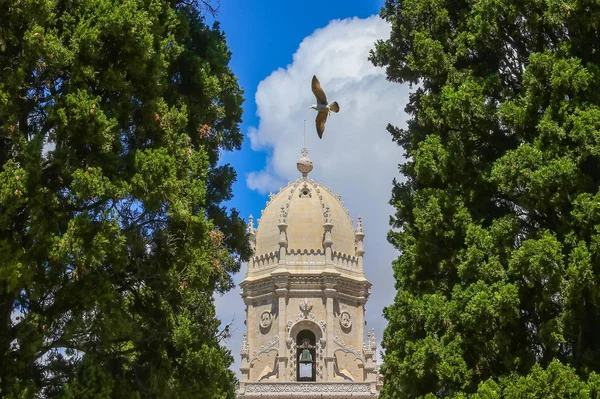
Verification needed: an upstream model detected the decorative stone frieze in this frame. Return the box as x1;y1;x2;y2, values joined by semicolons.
238;382;378;398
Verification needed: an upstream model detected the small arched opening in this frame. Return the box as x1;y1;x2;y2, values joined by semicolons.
296;330;316;381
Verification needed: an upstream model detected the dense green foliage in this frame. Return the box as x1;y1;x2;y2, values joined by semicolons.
0;0;250;397
371;0;600;397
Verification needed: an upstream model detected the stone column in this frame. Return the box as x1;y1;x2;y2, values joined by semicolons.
357;297;366;345
273;270;290;381
323;275;337;381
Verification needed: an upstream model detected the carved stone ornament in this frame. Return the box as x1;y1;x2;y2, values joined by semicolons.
259;310;273;330
334;335;362;361
287;299;319;326
239;382;377;398
299;298;313;317
241;332;249;355
339;311;352;330
251;335;279;362
299;182;312;198
278;205;287;224
324;205;332;224
364;328;377;353
286;299;328;333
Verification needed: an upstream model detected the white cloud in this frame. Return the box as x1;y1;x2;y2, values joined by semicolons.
216;15;410;377
246;168;285;194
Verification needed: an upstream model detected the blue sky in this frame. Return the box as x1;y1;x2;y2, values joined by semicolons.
216;0;385;219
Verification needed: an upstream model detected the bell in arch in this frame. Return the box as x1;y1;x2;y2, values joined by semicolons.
297;332;316;381
298;348;314;380
299;348;313;363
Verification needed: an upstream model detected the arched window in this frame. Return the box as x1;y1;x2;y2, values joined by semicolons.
296;330;316;381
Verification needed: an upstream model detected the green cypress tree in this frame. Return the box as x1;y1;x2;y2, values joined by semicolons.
0;1;249;397
371;0;600;397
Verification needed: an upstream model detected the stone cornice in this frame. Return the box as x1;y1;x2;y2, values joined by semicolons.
242;270;370;286
241;273;371;301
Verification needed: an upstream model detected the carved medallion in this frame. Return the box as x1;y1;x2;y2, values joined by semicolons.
260;311;273;330
339;311;352;330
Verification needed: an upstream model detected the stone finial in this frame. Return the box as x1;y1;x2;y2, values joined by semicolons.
278;205;287;224
356;216;364;234
322;206;334;259
363;328;377;356
241;331;249;355
324;206;332;225
369;328;377;351
247;215;256;234
247;215;256;252
355;216;365;260
297;147;313;177
277;206;288;263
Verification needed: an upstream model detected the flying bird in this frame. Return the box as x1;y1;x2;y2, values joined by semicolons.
309;75;340;139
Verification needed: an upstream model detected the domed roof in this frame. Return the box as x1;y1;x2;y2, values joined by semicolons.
253;152;357;257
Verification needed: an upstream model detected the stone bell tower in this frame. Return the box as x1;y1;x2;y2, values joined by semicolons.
237;149;380;398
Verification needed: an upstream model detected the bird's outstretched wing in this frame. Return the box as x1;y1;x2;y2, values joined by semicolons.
311;75;328;105
315;112;328;139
